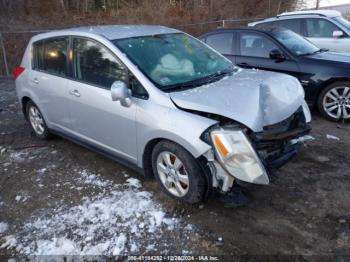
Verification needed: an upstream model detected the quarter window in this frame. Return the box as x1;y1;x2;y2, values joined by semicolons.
305;18;341;38
32;37;68;76
239;33;279;58
73;38;127;89
206;33;234;55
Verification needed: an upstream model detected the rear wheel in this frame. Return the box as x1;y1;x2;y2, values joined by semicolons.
26;101;51;139
317;82;350;122
152;141;206;204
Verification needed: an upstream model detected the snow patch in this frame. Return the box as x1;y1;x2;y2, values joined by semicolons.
291;135;315;144
326;134;340;141
9;151;26;163
1;178;192;255
78;169;113;187
0;222;8;234
126;178;142;189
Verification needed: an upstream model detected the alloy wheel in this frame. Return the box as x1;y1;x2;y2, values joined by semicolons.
156;151;189;197
28;106;45;135
323;86;350;120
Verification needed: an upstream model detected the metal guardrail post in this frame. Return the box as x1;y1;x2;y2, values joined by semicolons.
0;32;10;77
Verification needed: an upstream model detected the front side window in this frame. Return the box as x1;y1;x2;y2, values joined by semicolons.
305;18;341;38
33;37;68;76
73;38;127;89
113;33;233;91
239;33;279;58
333;16;350;33
272;29;319;56
206;33;234;55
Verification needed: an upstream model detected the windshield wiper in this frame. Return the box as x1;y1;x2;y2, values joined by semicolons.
163;67;234;92
162;78;208;92
300;48;329;56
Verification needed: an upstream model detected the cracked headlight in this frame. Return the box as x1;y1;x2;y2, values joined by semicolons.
211;129;269;185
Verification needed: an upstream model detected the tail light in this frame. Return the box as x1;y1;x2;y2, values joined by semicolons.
13;66;25;80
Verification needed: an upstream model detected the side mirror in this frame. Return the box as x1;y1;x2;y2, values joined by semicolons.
111;81;132;107
333;30;343;38
269;49;286;62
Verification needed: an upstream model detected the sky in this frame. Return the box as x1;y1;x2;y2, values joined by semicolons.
321;0;350;6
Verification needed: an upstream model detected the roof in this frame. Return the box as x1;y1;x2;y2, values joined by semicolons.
278;10;341;18
315;4;350;16
200;26;287;36
248;9;343;26
63;25;180;40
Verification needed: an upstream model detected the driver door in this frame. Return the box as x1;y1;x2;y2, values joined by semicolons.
236;31;300;79
67;37;137;163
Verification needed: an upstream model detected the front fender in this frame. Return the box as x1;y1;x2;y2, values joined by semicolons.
136;101;217;168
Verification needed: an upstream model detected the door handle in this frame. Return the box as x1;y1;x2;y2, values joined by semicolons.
69;90;81;97
31;78;39;84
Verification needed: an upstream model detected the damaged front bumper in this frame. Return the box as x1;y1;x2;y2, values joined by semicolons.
252;106;311;170
205;106;311;192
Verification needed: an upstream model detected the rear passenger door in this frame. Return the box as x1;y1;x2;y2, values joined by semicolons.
236;31;300;78
202;32;235;63
30;37;70;129
67;37;138;163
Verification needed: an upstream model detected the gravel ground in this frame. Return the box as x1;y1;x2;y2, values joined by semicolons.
0;79;349;259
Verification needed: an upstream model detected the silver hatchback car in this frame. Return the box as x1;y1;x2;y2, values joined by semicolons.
14;25;311;203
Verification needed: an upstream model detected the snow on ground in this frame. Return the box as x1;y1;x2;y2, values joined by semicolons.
326;134;340;141
0;223;8;234
291;135;315;144
0;169;193;256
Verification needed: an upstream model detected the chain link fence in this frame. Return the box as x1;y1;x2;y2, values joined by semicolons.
0;17;262;78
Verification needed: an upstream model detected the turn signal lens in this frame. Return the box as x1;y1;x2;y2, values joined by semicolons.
213;134;229;157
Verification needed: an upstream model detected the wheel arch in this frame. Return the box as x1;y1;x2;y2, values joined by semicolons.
142;137;213;201
141;134;212;177
21;96;31;120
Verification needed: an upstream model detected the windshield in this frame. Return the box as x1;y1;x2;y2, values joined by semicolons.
333;16;350;31
272;30;320;56
113;33;233;90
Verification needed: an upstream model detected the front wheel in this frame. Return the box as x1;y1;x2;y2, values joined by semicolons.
317;82;350;122
152;141;206;204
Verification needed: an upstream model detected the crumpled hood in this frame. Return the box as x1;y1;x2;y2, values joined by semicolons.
169;69;305;132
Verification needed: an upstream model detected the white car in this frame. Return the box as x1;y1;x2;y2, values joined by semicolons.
249;10;350;53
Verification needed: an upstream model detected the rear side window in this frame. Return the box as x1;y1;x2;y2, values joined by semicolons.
206;33;234;55
278;19;302;34
32;37;68;76
73;38;127;89
239;33;279;58
305;18;341;38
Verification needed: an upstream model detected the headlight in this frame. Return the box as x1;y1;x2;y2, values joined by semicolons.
302;101;312;123
211;129;269;185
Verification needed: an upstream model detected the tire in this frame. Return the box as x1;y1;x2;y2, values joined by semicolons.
317;81;350;122
26;101;51;139
151;141;206;204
